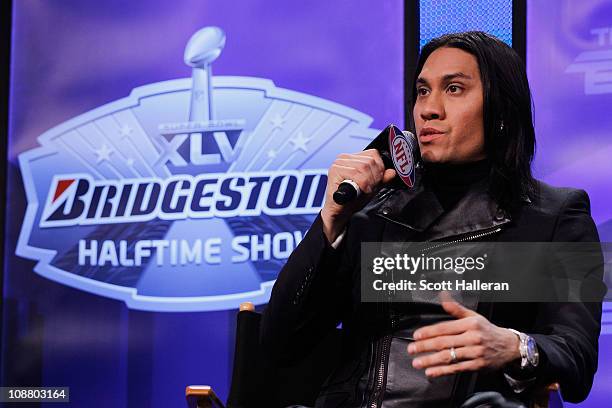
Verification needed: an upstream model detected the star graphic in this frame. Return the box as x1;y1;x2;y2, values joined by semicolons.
267;150;277;159
94;144;114;164
118;124;133;138
270;114;286;130
126;157;135;167
290;132;311;152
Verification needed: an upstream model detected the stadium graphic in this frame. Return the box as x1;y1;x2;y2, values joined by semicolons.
16;27;379;311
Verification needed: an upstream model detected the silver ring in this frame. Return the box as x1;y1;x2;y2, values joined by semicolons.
450;347;457;363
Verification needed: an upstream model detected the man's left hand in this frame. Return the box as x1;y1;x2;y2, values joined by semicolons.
407;300;521;378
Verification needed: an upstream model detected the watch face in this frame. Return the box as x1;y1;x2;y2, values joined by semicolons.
527;337;539;366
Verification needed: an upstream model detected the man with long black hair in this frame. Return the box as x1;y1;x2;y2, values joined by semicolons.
262;31;605;407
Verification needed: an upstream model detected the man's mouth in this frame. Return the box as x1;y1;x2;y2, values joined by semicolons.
419;127;445;142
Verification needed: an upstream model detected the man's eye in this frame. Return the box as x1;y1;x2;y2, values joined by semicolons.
417;88;429;96
448;85;462;94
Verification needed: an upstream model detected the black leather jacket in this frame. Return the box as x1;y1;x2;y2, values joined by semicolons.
261;170;604;407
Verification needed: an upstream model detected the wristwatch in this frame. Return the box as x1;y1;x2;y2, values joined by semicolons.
508;328;539;369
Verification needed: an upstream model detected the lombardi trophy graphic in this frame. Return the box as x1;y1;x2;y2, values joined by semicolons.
184;26;225;121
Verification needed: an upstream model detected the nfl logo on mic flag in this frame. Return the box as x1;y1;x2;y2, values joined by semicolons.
389;125;416;188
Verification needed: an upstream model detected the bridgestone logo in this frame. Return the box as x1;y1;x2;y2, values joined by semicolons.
40;170;327;228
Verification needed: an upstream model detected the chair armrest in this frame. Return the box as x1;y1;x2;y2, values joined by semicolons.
531;382;561;408
185;385;226;408
240;301;255;312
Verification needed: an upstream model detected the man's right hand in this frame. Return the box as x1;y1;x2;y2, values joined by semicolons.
320;149;396;243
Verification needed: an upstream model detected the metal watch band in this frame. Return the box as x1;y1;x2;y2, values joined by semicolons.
508;328;528;368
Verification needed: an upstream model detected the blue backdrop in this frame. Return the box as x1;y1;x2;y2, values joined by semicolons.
526;1;612;406
3;1;403;406
2;1;611;407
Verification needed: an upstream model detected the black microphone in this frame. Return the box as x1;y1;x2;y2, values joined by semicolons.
332;124;419;205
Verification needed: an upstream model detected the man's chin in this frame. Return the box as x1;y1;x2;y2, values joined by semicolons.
420;152;446;164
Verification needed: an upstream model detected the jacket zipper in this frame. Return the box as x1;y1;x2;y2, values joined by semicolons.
376;213;419;231
372;335;392;408
364;226;504;408
421;226;503;252
366;317;395;408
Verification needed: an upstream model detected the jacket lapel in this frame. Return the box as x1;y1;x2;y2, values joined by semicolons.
372;178;511;242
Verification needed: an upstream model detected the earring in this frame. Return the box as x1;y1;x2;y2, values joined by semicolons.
499;120;505;132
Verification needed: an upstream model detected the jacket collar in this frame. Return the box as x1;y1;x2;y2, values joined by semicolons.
369;169;512;241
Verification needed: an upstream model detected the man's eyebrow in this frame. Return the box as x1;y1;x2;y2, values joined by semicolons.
416;72;473;85
442;72;472;82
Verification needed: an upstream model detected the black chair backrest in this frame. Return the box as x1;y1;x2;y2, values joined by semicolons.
227;309;342;408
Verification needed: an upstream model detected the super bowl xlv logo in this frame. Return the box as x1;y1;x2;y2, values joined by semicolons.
159;27;244;170
17;26;379;312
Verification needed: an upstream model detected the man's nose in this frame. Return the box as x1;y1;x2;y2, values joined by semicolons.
419;92;444;121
